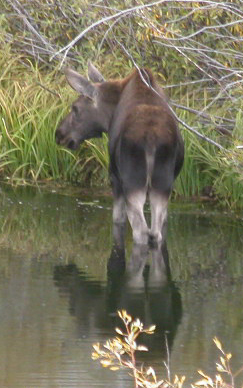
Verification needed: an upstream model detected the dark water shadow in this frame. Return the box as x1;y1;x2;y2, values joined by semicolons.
54;237;182;360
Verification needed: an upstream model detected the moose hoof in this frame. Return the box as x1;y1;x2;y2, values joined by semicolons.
148;232;162;249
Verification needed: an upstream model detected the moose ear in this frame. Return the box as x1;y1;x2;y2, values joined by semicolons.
88;61;105;83
64;68;96;99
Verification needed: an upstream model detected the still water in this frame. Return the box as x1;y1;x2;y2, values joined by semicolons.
0;184;242;387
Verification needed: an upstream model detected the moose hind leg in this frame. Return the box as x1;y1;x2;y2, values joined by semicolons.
149;190;169;244
126;190;149;245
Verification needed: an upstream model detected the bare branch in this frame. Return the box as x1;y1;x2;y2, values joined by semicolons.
114;39;226;151
50;0;170;65
5;0;55;52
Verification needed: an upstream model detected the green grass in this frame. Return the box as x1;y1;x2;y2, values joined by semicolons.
0;53;76;183
1;44;243;207
0;46;110;186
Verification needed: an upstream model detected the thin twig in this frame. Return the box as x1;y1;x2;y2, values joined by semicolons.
164;333;171;383
36;82;61;98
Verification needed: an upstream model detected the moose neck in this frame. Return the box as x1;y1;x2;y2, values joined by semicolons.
98;74;134;132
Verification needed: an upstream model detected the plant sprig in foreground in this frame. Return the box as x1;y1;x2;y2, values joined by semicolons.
92;310;241;388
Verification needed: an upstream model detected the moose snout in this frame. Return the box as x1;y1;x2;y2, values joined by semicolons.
55;127;79;150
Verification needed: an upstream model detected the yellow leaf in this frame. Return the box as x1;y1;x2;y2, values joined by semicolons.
101;359;112;367
174;375;185;388
226;353;232;360
220;357;226;368
147;324;156;332
213;337;223;352
198;370;211;380
133;318;142;327
117;310;125;319
195;378;212;386
146;366;156;380
118;310;132;323
92;343;100;352
216;363;225;372
91;352;99;360
137;345;148;351
115;327;123;335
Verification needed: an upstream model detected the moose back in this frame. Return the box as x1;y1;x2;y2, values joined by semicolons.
56;63;184;245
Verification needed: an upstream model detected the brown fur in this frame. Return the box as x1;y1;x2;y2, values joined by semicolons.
56;65;184;246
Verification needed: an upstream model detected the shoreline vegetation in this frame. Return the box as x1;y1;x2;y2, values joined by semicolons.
1;0;243;208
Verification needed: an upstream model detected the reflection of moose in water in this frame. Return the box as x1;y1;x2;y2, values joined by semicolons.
54;239;182;359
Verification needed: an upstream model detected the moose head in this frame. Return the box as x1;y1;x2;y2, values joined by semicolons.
55;62;111;150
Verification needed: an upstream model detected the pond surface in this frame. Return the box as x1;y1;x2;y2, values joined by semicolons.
0;184;243;388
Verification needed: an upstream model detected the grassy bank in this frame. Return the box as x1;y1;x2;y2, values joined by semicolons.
1;49;243;207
